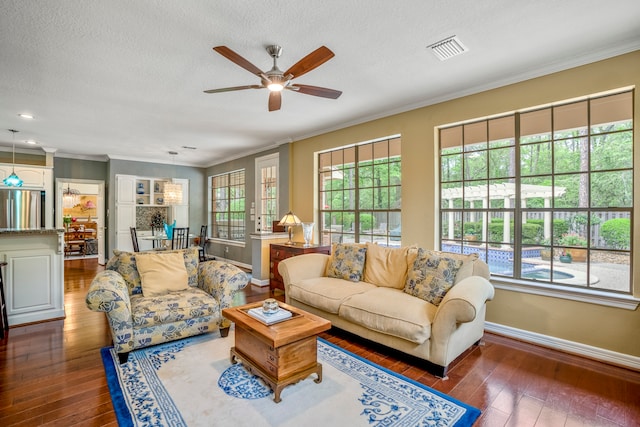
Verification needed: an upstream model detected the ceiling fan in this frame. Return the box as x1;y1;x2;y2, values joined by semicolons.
204;45;342;112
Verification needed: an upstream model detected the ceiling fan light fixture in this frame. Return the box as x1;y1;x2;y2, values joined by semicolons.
267;82;284;92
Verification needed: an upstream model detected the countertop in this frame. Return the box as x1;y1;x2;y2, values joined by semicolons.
0;228;65;235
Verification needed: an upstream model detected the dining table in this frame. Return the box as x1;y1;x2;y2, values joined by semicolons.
139;233;194;249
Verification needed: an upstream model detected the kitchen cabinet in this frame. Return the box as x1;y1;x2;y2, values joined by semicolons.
0;230;65;326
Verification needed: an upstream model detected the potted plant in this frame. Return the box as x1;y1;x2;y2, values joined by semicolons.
559;250;573;263
558;233;588;262
63;215;72;230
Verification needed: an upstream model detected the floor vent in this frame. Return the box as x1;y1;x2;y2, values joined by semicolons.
427;36;468;61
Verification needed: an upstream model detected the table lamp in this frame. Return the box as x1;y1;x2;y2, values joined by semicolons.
278;211;301;245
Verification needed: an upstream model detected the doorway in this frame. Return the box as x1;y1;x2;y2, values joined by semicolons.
56;179;106;265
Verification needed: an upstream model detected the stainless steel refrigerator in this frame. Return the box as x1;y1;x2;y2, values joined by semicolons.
0;189;45;229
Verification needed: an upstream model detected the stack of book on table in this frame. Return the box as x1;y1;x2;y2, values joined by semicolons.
247;307;293;325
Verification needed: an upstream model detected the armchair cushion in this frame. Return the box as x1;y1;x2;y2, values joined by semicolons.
135;252;189;297
108;247;200;295
131;287;218;327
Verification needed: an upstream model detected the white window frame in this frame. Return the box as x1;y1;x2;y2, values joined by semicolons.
208;169;246;247
254;153;279;233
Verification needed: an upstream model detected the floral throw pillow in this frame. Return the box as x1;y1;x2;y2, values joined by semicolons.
326;243;367;282
404;248;463;306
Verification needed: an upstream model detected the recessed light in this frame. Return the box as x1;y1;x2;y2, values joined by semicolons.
18;113;34;119
25;140;37;145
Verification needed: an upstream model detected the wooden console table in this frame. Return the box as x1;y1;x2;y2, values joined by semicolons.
270;243;331;295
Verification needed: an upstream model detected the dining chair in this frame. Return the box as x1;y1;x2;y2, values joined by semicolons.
130;227;140;252
198;225;212;262
171;227;190;250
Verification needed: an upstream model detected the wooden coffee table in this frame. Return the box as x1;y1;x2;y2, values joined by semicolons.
222;301;331;403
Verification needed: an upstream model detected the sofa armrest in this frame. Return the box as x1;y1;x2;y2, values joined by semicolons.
86;270;132;316
431;276;494;334
278;253;330;291
198;260;249;309
428;275;494;368
85;270;135;353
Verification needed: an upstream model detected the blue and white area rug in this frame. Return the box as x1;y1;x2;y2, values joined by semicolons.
101;332;480;426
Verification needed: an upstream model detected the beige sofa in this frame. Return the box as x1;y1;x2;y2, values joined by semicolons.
278;243;494;377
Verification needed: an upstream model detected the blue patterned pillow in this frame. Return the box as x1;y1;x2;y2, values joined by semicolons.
326;243;367;282
404;248;463;306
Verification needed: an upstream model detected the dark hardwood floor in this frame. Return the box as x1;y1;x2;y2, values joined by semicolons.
1;258;638;426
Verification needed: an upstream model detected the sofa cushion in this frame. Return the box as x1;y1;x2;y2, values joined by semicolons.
325;243;367;282
363;243;410;289
108;247;200;294
131;287;219;328
288;277;376;314
135;252;189;297
404;248;463;306
339;288;434;344
407;249;479;284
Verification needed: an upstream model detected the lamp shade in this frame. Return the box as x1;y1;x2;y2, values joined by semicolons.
278;211;301;244
3;171;23;187
163;182;183;205
278;211;301;227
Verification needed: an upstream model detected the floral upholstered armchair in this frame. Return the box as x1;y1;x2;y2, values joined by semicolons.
86;247;248;363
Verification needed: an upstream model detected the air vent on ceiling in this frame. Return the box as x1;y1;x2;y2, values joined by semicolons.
427;36;468;61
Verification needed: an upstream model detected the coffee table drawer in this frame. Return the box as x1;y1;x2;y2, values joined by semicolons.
235;328;317;379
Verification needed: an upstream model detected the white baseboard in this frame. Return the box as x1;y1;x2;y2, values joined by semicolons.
485;322;640;372
251;278;269;287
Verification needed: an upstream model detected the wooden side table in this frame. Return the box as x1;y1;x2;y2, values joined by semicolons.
270;243;330;296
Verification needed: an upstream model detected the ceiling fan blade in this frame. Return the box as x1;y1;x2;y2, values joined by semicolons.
213;46;265;77
284;46;335;79
268;91;282;112
288;84;342;99
204;85;262;94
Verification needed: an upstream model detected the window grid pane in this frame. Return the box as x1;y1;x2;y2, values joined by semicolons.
439;89;633;294
210;169;246;242
319;137;401;246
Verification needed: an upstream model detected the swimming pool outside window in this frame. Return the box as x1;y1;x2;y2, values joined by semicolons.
438;89;633;295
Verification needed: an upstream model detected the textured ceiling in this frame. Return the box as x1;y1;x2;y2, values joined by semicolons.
1;0;639;167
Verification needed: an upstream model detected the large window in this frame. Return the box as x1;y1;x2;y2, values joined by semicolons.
210;169;246;243
439;89;633;294
319;136;401;246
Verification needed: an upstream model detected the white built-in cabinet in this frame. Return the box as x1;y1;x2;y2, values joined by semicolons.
0;231;65;326
115;174;189;251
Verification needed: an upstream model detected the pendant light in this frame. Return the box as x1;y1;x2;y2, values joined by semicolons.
3;129;24;187
163;151;183;205
62;183;81;208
